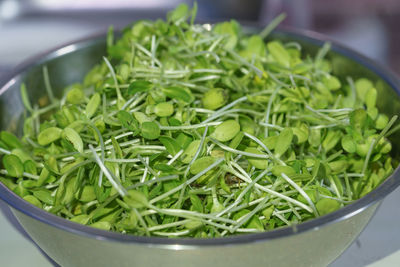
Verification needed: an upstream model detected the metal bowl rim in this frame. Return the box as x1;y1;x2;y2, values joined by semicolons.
0;26;399;247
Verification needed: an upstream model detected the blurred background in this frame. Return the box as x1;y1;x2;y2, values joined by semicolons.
0;0;399;266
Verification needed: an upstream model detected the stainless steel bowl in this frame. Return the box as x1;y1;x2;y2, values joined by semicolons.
1;28;400;267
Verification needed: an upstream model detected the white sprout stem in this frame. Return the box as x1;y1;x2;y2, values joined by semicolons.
167;149;184;165
111;149;120;180
0;148;11;155
275;72;311;82
227;50;263;77
147;219;190;231
184;126;208;178
192;34;220;45
189;75;220;83
230;198;270;232
0;169;39;180
222;193;236;206
132;68;187;74
177;127;209;203
328;176;342;199
264;86;281;136
267;71;291;88
338;173;364;178
319;194;354;204
52;160;93;189
248;89;275;97
133;208;149;236
90;124;105;186
315;42;331;62
332;94;342;109
281;173;318;215
243;132;285;165
289;74;296;87
33;105;40;136
149;158;224;204
362;138;377;176
149;213;233;232
137;155;158;178
256;182;313;213
120;94;138;111
140;158;149;183
229;162;253;182
225;166;300;215
103;57;123;101
42;66;55;103
89;145;127;196
191;108;214;113
104;133;138;145
129;92;147;108
273;207;302;215
127;175;179;190
206;108;265;118
134;42;163;67
208;35;224;52
203;96;248;123
326;150;343;163
80;139;142;153
310;124;339;130
166;81;208;93
150;35;156;68
192;68;224;74
373;115;398;146
206;143;215;155
273;210;291;226
315;108;353;113
343;172;353;200
259;13;287;39
123;93;147;112
104;158;141;163
132;73;185;79
34;101;60;116
305;105;338;123
126;145;165;150
149;204;237;225
229;196;266;213
211;186;219;206
357;116;397;178
259;122;284;131
210;138;270;159
158;121;221;130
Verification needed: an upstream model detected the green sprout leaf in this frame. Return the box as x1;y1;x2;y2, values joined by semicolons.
162;86;194;104
159;136;181;156
3;154;24;178
275;128;293;157
211;120;240;142
140;121;160;140
38;127;62;146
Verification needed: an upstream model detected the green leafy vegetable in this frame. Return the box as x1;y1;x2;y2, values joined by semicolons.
0;3;397;239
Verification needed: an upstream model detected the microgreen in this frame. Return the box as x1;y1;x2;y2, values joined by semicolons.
0;3;398;238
